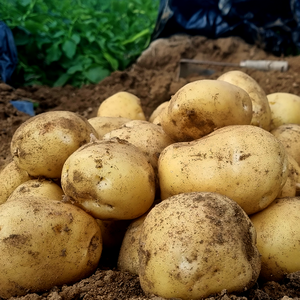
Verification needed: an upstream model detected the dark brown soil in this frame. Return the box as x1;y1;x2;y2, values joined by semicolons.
1;35;300;300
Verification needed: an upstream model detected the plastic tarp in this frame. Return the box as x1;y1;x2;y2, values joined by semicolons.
152;0;300;56
0;21;18;83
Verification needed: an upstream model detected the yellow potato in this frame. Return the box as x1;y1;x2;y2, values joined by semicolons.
271;124;300;166
88;116;131;138
148;101;169;123
117;213;147;275
158;125;288;215
277;154;300;198
0;197;102;299
218;70;272;131
103;120;174;171
10;111;98;178
0;160;31;204
97;91;146;120
61;138;156;220
160;79;252;142
267;93;300;130
139;192;261;300
7;179;64;202
250;197;300;281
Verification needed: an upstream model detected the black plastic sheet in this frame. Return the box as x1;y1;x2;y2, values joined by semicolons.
152;0;300;56
0;21;18;83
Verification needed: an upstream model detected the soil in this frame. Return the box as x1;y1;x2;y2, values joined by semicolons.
1;35;300;300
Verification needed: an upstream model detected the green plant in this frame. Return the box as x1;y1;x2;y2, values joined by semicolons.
0;0;159;87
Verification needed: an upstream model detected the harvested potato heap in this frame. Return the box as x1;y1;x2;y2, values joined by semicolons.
1;71;300;299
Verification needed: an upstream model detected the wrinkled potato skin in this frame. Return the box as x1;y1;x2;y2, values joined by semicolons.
160;79;252;142
218;70;271;131
250;197;300;281
7;179;64;202
158;125;288;215
0;161;31;204
61;139;156;220
103;120;174;171
139;192;261;300
267;93;300;130
0;198;102;299
97;91;146;120
117;214;147;275
88;116;131;138
10;111;98;178
271;124;300;166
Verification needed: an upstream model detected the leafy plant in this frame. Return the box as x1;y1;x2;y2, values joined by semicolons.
0;0;159;87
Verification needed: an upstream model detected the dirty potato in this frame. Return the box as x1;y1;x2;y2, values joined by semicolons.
0;160;31;204
160;79;252;142
139;192;261;300
0;197;102;299
271;124;300;166
158;125;288;215
88;116;131;138
103;120;174;171
250;197;300;281
218;70;272;131
10;111;98;178
97;91;146;120
148;101;169;123
7;179;64;202
61;138;156;220
267;92;300;130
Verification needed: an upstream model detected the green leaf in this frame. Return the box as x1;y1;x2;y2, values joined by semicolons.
122;29;150;45
84;66;110;83
103;52;119;70
53;30;65;38
14;33;30;46
62;39;77;59
46;43;62;64
71;33;81;44
53;73;70;87
19;0;31;6
67;64;83;74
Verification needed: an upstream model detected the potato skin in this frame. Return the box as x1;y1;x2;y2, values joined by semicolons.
139;192;261;300
97;91;146;120
250;197;300;281
61;139;156;220
158;125;288;215
0;161;31;204
271;124;300;167
10;111;98;178
0;198;102;299
7;179;64;202
267;93;300;130
160;79;252;142
218;70;271;131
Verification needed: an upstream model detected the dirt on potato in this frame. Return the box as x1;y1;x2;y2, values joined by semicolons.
1;35;300;300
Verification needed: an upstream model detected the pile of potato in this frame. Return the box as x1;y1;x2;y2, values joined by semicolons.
1;70;300;299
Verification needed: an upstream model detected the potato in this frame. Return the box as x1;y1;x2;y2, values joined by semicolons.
88;116;131;138
61;138;156;220
0;197;102;299
0;160;31;204
117;213;147;275
267;93;300;130
139;192;261;300
7;179;64;202
10;111;98;179
160;79;252;142
271;124;300;166
250;197;300;281
103;120;174;171
158;125;288;215
97;91;146;120
148;101;169;123
218;70;271;131
277;154;300;198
